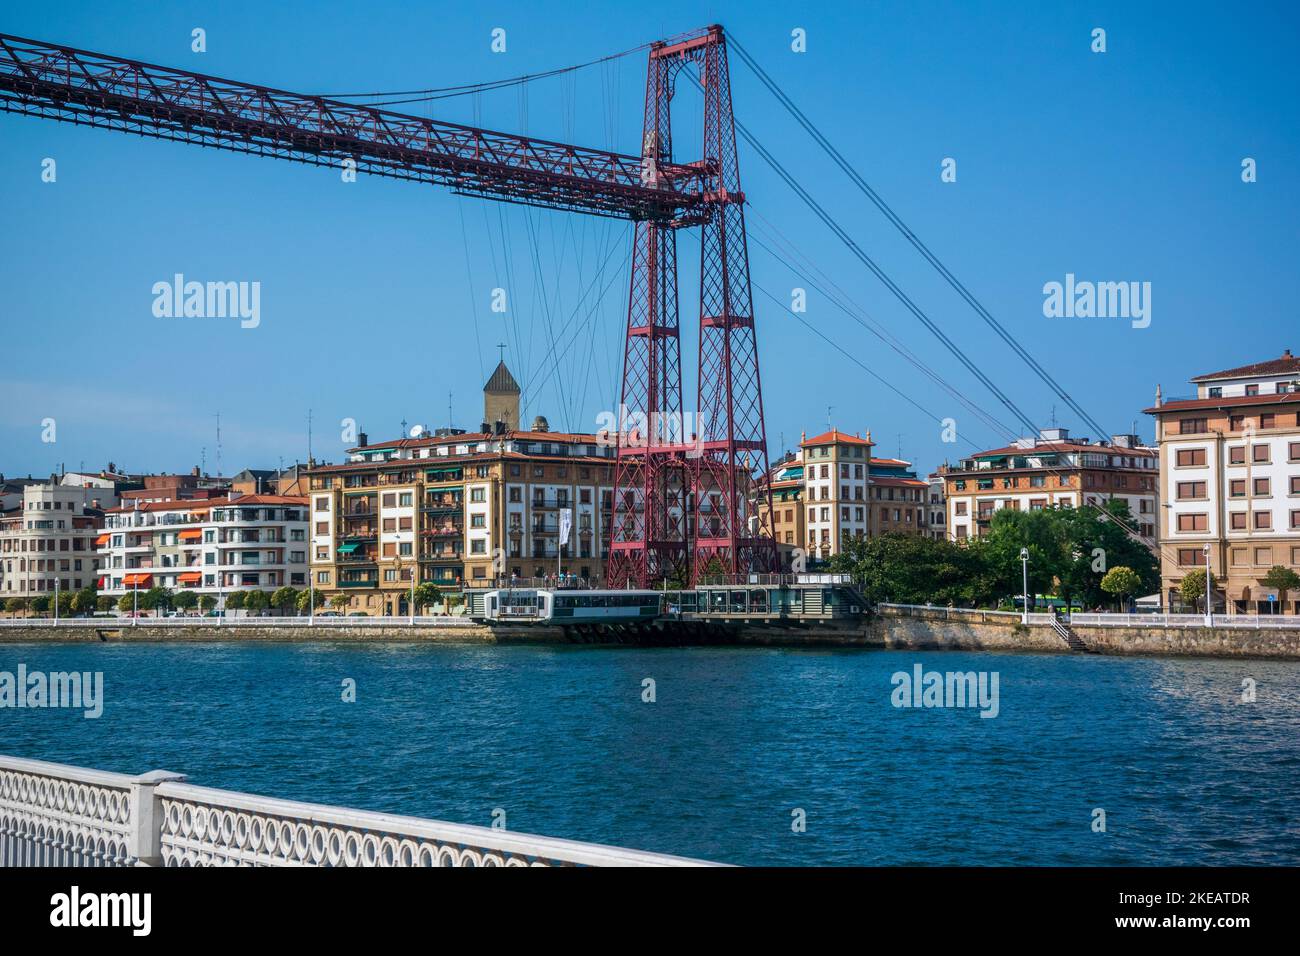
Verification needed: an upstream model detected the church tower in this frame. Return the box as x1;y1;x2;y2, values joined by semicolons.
483;360;521;432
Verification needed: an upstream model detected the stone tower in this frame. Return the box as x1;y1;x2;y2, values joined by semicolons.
483;360;521;432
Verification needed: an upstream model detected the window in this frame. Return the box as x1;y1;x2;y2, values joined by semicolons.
1175;448;1206;467
382;542;395;557
1230;479;1246;498
470;540;486;554
1290;442;1300;462
1245;384;1259;396
1253;478;1271;497
1254;511;1272;530
1229;415;1245;431
315;521;328;535
470;514;485;529
399;516;413;531
399;492;413;507
1291;510;1300;530
382;493;396;508
470;487;486;503
1177;548;1206;566
1176;481;1206;500
1177;513;1207;532
1179;418;1208;435
1253;445;1270;464
1230;512;1247;530
1254;546;1273;565
1260;413;1276;429
1208;386;1222;398
315;497;329;512
1229;446;1246;465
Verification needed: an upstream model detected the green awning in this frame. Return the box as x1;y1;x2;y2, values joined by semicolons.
337;542;360;554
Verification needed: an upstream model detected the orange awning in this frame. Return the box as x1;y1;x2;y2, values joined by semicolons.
178;572;202;585
123;573;153;587
179;529;203;542
95;534;110;546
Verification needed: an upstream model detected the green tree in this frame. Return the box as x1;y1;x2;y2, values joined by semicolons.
139;586;173;615
831;532;984;606
271;586;299;615
198;594;217;614
71;587;97;616
117;593;135;614
30;595;51;616
244;590;271;615
224;591;246;611
1179;569;1217;613
173;590;199;613
329;593;349;612
413;582;441;613
55;591;74;617
1260;565;1300;614
1100;565;1142;611
5;596;28;618
96;595;114;613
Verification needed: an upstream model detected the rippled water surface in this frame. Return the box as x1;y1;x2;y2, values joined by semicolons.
2;642;1297;865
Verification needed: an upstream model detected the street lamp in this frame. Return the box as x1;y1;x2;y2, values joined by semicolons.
1020;547;1030;625
1203;542;1213;628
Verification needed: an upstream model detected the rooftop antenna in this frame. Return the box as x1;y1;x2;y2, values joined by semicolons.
214;412;223;478
307;408;313;464
448;390;454;430
401;417;408;438
826;405;833;428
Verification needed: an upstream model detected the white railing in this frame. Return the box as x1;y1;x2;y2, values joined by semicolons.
1069;612;1299;629
0;755;719;867
0;616;478;628
876;603;1056;625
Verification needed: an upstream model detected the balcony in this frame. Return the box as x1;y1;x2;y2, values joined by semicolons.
338;578;378;588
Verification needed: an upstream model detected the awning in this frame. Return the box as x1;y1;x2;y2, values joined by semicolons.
337;542;360;554
123;573;153;587
178;572;202;585
179;529;203;542
95;534;110;546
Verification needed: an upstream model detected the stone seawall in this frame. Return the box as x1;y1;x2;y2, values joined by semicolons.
2;613;1299;659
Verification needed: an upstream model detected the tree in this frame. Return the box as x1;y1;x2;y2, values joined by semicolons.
1260;565;1300;614
244;590;270;615
296;589;326;614
329;593;349;612
1179;570;1217;613
117;593;135;614
831;532;984;606
5;596;28;618
199;594;217;614
139;586;173;615
30;595;51;616
413;582;441;613
71;587;97;616
1100;566;1142;611
173;590;199;613
96;595;114;613
271;586;299;615
224;591;246;611
55;591;74;617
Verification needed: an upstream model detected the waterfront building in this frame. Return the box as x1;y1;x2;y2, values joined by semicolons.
754;451;806;562
800;428;874;560
305;362;615;614
938;427;1158;543
926;474;947;540
96;493;309;602
1145;349;1300;613
866;457;930;537
0;480;110;597
120;468;231;506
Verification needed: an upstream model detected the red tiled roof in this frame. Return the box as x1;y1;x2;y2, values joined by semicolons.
1144;392;1299;414
346;430;603;454
1189;350;1299;383
869;457;911;467
800;429;874;447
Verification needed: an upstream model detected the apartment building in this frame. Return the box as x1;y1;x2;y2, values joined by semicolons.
305;363;615;614
755;452;806;562
120;469;231;507
1146;350;1300;613
866;458;930;537
0;481;111;597
800;429;874;560
926;474;947;540
97;494;309;602
939;427;1158;542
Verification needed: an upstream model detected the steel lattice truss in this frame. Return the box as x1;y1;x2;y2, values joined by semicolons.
0;33;706;221
0;25;776;587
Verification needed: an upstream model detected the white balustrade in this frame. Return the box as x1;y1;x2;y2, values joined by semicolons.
0;755;719;867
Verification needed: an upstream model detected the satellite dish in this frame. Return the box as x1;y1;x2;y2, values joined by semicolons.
409;424;425;438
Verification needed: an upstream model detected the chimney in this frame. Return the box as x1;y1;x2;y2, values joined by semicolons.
1155;384;1163;407
191;465;200;477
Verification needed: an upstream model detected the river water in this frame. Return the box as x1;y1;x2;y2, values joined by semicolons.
1;641;1296;865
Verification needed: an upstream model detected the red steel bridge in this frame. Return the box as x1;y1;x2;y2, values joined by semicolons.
0;25;778;588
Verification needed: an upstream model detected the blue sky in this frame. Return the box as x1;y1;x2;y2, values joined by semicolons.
1;0;1296;478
